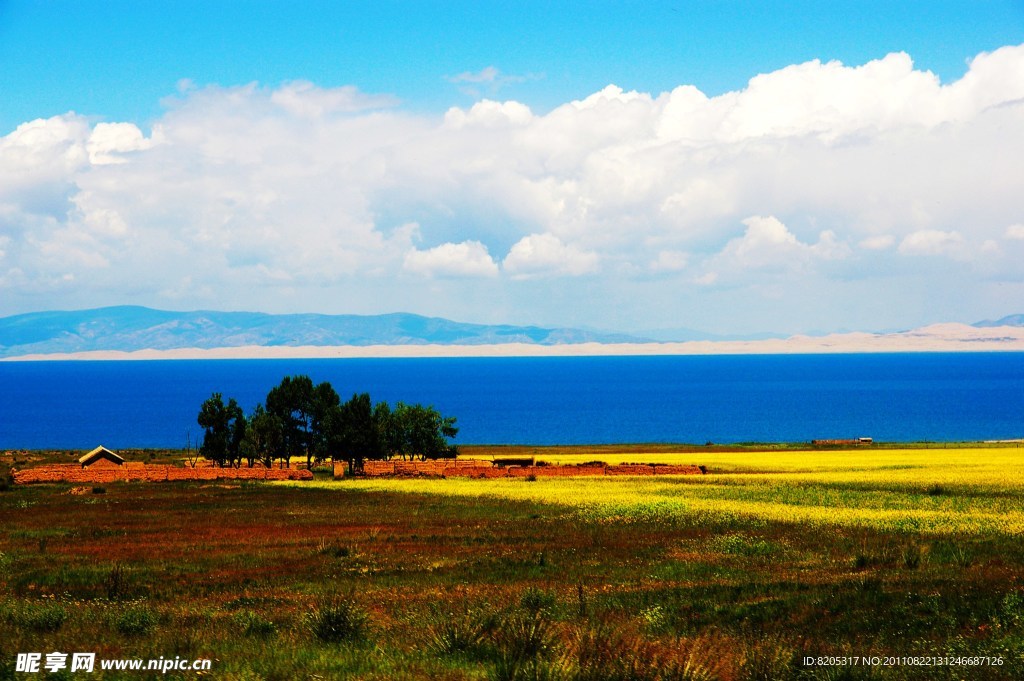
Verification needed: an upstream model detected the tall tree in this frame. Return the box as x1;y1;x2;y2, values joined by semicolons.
240;403;283;468
227;400;246;468
266;375;314;468
327;392;382;473
393;402;459;460
373;401;401;461
197;393;245;467
310;380;341;466
265;375;339;468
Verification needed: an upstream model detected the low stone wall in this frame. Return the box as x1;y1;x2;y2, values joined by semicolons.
360;459;705;478
12;463;313;485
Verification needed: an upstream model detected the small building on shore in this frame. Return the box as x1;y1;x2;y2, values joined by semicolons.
78;446;125;468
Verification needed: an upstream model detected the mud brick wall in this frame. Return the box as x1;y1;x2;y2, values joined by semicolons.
363;461;397;476
652;464;706;475
446;466;508;478
394;460;449;476
359;460;704;479
258;468;314;481
13;464;312;484
606;464;656;475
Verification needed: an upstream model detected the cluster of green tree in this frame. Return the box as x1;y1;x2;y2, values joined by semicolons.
197;375;457;472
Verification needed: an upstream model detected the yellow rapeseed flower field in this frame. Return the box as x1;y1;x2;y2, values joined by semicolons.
296;447;1024;536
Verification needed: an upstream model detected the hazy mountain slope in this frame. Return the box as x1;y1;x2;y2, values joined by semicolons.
974;314;1024;328
0;306;648;357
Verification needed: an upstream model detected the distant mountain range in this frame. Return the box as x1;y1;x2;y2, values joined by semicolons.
0;306;648;358
1;307;1022;359
973;314;1024;328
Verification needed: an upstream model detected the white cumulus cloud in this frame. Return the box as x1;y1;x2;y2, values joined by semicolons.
898;229;965;256
719;216;849;270
269;80;399;117
649;250;689;273
443;100;534;128
859;235;896;250
86;123;153;164
696;216;851;288
502;233;599;277
2;44;1024;331
403;240;499;278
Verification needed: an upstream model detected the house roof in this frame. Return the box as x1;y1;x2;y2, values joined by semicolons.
78;446;125;465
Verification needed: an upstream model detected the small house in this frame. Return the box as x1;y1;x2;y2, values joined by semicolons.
78;446;125;468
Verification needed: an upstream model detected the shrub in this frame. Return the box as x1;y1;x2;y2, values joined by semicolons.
996;591;1023;629
571;620;725;681
428;605;498;659
710;534;777;557
232;610;277;638
490;655;565;681
113;605;158;636
306;597;371;643
104;563;129;600
850;541;894;570
315;538;356;559
14;602;68;632
901;544;923;570
575;583;588;619
490;608;559;681
738;637;797;681
92;486;107;495
520;588;557;616
639;605;669;633
950;545;974;569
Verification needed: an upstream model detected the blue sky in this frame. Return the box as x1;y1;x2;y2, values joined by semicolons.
1;2;1023;334
2;1;1021;132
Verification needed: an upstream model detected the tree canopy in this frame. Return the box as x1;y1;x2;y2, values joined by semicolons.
198;375;458;471
197;393;245;467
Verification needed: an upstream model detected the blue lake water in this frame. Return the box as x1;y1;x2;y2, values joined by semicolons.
0;353;1022;449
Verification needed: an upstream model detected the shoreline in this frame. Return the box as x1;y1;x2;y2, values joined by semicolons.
4;322;1024;360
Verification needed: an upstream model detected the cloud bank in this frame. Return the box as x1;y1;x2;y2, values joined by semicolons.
2;45;1024;332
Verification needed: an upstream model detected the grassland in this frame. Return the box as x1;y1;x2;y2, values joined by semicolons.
340;447;1024;536
2;445;1023;679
